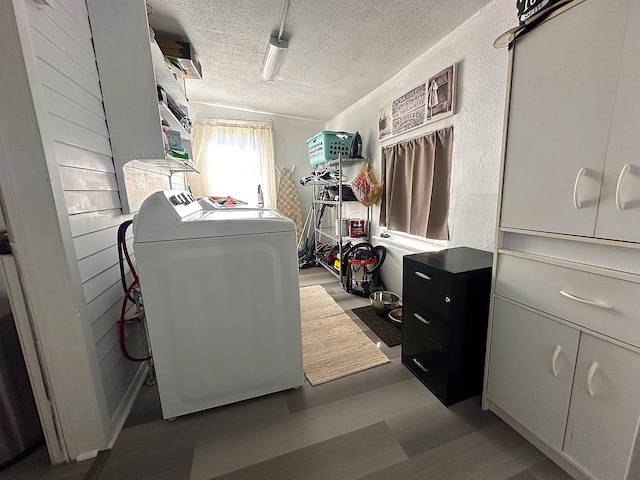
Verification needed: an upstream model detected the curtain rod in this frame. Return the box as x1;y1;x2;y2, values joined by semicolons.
381;124;453;148
197;118;273;127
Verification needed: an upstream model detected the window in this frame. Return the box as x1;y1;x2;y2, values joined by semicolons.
187;119;277;207
380;126;453;240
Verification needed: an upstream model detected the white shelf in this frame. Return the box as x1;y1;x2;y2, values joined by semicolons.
87;0;197;214
153;41;192;140
150;40;188;108
326;157;367;168
140;156;198;173
159;104;192;140
314;226;368;244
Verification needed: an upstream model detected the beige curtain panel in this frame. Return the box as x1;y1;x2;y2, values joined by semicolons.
380;126;453;240
187;119;277;208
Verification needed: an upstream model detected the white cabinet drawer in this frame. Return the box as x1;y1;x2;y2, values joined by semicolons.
496;254;640;347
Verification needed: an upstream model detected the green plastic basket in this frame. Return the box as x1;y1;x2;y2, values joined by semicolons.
307;131;354;165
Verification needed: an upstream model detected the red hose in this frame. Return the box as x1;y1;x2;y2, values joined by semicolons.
118;221;150;362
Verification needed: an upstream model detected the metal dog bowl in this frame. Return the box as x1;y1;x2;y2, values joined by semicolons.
369;291;401;316
388;307;402;326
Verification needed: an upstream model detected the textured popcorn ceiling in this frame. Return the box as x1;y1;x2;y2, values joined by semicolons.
147;0;494;121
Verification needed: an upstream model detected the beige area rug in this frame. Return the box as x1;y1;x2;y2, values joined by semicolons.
299;285;390;386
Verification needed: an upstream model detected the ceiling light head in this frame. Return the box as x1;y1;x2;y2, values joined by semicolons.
260;36;289;81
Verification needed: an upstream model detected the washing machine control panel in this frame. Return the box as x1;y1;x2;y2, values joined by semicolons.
169;192;196;206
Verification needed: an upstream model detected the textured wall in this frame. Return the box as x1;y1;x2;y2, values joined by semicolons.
326;0;515;294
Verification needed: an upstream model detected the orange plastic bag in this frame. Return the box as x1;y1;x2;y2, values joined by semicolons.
351;161;382;207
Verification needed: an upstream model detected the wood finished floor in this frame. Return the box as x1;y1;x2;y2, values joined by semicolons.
0;266;573;480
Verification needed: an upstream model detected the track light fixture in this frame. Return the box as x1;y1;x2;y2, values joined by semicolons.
260;0;291;81
260;37;289;81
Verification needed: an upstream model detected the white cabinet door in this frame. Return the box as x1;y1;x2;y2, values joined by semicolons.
564;334;640;480
594;0;640;243
487;299;579;448
500;0;629;236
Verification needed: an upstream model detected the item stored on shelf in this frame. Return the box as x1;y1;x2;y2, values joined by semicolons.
327;185;358;201
157;84;167;105
156;37;203;79
335;218;349;237
351;161;382;207
333;253;341;271
349;131;363;158
349;213;366;238
168;149;189;160
163;128;183;151
300;165;348;186
307;131;354;165
165;94;188;126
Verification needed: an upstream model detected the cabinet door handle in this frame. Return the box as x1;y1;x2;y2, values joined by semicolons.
587;361;599;397
573;167;586;209
560;290;612;309
615;163;631;211
413;313;431;325
414;271;432;280
551;344;561;377
412;358;430;374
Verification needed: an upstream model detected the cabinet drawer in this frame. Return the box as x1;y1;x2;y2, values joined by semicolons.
401;336;449;404
496;254;640;347
403;261;453;320
402;304;449;351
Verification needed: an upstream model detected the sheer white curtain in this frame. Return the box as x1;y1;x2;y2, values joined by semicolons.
187;119;277;208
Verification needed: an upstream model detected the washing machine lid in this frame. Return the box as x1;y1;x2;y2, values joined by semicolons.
134;190;295;243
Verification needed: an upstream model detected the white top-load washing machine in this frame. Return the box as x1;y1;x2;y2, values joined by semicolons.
133;191;304;419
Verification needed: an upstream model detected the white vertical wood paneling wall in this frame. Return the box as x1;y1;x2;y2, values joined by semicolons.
25;0;180;428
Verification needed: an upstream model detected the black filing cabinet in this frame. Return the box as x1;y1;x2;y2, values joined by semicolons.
402;247;492;406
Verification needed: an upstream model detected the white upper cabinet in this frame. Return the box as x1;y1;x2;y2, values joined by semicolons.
499;0;631;238
593;0;640;243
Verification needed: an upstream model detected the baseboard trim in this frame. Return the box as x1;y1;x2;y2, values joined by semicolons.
486;399;594;480
106;362;149;450
84;449;111;480
75;449;98;462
